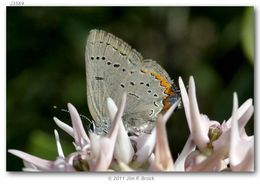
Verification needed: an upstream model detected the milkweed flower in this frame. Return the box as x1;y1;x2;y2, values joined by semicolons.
8;93;180;171
8;130;75;171
8;76;254;172
178;76;254;172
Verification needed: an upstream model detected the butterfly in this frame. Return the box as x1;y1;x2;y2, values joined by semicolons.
85;29;180;135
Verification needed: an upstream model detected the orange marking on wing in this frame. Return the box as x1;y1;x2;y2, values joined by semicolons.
141;68;176;111
150;72;175;96
162;97;172;111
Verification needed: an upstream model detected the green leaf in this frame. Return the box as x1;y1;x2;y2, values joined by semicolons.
241;7;254;64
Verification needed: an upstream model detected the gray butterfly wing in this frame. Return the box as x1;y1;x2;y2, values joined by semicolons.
85;29;169;135
85;29;142;133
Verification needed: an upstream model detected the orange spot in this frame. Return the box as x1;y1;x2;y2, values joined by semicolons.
149;71;174;96
141;69;175;95
141;68;176;111
163;97;172;111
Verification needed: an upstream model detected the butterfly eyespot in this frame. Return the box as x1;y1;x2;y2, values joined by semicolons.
130;81;135;86
154;94;158;97
107;61;111;65
113;64;120;68
147;90;152;94
146;83;150;87
96;57;100;60
122;68;126;72
90;57;94;60
120;84;125;88
101;57;106;60
140;81;144;85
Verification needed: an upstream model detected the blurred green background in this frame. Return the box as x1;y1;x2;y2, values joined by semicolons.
7;7;254;171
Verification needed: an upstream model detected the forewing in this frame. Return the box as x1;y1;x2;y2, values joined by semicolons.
85;30;170;135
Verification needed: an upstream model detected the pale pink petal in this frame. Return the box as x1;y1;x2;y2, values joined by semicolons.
52;157;75;171
178;77;191;130
212;125;231;155
175;135;196;171
230;93;254;171
107;93;127;140
87;132;104;171
224;98;253;129
148;153;155;164
185;150;206;171
189;76;209;150
136;100;180;165
68;103;90;147
230;138;254;171
231;143;254;171
135;128;156;164
23;160;39;170
54;130;65;158
22;162;41;172
111;95;134;164
238;105;254;135
89;94;126;171
88;132;100;161
93;137;116;171
186;149;227;172
8;149;52;170
230;93;239;161
213;93;254;158
22;168;40;171
53;117;74;137
150;114;174;171
114;122;134;164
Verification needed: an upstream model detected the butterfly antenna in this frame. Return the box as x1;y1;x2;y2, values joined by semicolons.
53;106;94;127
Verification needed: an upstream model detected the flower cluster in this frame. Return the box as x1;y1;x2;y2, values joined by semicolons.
8;76;254;171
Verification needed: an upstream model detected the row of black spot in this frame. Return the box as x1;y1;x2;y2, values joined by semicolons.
120;81;158;98
90;56;106;60
90;56;126;71
91;55;158;98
